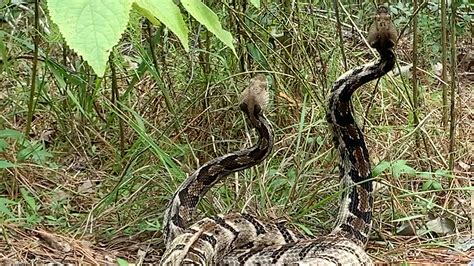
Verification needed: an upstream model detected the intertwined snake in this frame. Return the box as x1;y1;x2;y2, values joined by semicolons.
160;6;397;265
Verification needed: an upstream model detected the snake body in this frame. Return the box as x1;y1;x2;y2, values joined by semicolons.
160;7;396;265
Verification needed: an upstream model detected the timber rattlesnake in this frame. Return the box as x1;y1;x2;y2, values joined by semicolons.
160;6;397;265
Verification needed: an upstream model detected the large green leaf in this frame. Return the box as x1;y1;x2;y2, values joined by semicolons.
134;0;189;51
181;0;236;55
47;0;133;77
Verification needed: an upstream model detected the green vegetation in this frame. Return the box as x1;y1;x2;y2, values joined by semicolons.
0;0;472;264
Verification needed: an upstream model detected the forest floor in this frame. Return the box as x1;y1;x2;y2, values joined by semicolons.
1;224;473;265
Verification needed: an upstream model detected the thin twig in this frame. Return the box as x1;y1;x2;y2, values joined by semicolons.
448;1;458;170
24;0;40;137
333;0;347;70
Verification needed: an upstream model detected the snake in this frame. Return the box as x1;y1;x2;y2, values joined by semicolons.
159;6;397;265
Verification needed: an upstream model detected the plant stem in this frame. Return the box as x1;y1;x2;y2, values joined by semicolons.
145;20;176;122
334;0;347;71
440;0;448;127
448;1;458;171
24;0;40;137
109;54;125;158
412;0;420;147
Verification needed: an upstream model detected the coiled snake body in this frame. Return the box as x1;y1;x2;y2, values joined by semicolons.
160;7;396;265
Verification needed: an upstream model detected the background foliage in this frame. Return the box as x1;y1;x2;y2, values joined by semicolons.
0;0;472;264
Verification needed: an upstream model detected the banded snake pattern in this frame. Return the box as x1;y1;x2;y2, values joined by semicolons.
160;6;397;265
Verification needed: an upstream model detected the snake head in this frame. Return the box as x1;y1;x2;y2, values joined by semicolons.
239;74;269;116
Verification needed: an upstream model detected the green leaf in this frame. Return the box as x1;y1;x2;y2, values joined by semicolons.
269;177;288;191
250;0;260;9
0;129;23;139
391;214;424;223
46;60;67;90
431;181;443;190
391;160;416;178
116;258;129;266
434;169;449;178
0;1;9;9
133;111;146;132
295;222;314;236
420;171;443;191
247;43;269;69
287;167;296;179
267;168;278;177
0;30;8;72
132;3;160;25
181;0;236;55
419;171;432;179
372;160;391;177
17;141;52;164
0;197;16;218
316;136;324;146
133;0;189;51
46;0;133;77
0;139;8;152
20;188;37;211
0;160;18;169
31;148;53;164
421;179;433;191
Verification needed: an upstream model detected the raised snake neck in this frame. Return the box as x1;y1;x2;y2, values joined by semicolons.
218;43;396;266
161;75;273;246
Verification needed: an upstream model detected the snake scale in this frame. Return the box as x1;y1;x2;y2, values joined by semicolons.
160;6;397;265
